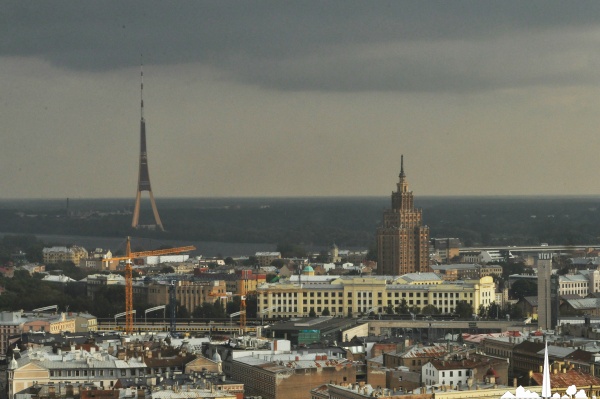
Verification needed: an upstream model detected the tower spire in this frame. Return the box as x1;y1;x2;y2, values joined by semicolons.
542;340;551;399
140;56;144;121
399;154;405;178
132;64;164;232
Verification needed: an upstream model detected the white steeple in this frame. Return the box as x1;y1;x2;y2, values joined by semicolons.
541;340;551;399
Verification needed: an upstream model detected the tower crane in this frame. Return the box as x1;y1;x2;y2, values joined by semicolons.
104;237;195;334
209;291;255;333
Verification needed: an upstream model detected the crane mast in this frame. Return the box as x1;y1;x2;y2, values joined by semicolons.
125;239;134;334
111;237;195;334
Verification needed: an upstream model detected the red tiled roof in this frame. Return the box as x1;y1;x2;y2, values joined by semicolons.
531;369;600;388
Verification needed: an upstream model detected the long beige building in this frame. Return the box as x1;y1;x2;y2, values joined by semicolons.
257;273;495;318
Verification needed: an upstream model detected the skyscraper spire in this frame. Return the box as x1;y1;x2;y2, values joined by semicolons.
399;154;405;178
541;340;551;399
397;154;409;194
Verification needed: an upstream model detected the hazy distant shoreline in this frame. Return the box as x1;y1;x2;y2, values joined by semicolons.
0;232;276;258
2;196;600;251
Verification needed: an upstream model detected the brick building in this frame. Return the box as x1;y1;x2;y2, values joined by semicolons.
377;156;430;275
229;352;359;399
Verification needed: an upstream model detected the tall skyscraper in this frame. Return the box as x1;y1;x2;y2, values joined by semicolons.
131;65;164;231
537;253;553;330
377;156;430;275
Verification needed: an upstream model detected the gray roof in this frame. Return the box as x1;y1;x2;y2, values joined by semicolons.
233;351;350;371
400;272;441;283
563;298;600;310
569;257;600;265
152;389;235;399
537;345;576;358
559;274;589;283
431;264;480;271
14;347;146;371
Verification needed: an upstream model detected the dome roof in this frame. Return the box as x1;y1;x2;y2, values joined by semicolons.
212;350;222;363
303;265;314;272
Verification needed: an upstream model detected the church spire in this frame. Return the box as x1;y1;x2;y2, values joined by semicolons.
542;340;551;399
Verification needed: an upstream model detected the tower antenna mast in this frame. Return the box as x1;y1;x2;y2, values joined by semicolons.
140;56;144;120
131;58;164;231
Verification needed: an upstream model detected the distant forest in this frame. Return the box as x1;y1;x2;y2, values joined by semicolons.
1;196;600;249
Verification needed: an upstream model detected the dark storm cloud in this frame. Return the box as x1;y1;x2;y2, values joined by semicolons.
3;1;600;92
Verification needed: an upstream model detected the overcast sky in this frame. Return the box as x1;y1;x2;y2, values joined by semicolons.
3;1;600;199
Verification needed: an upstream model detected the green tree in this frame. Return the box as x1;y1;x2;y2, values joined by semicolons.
421;304;440;315
177;305;190;318
395;299;409;314
454;301;474;319
243;256;258;266
224;257;237;266
245;294;258;318
510;279;537;300
486;302;501;319
322;307;331;316
227;297;241;315
365;242;377;262
276;243;307;258
408;305;420;315
506;303;524;320
478;304;487;318
0;235;44;264
161;266;175;274
314;251;329;263
500;261;526;280
193;302;226;319
309;308;316;317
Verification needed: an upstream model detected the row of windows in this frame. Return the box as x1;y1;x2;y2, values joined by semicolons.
262;292;479;304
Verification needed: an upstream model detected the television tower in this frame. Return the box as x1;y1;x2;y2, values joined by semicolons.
131;64;164;231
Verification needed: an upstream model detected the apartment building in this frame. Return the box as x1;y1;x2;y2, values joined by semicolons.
42;246;88;265
0;311;24;360
7;346;147;398
430;264;480;281
383;343;450;373
85;274;126;299
146;280;226;311
22;312;76;334
430;238;461;264
254;252;281;267
229;352;358;399
422;355;508;387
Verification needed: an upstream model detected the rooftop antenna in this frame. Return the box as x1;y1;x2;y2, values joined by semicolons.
140;55;144;121
399;154;405;178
